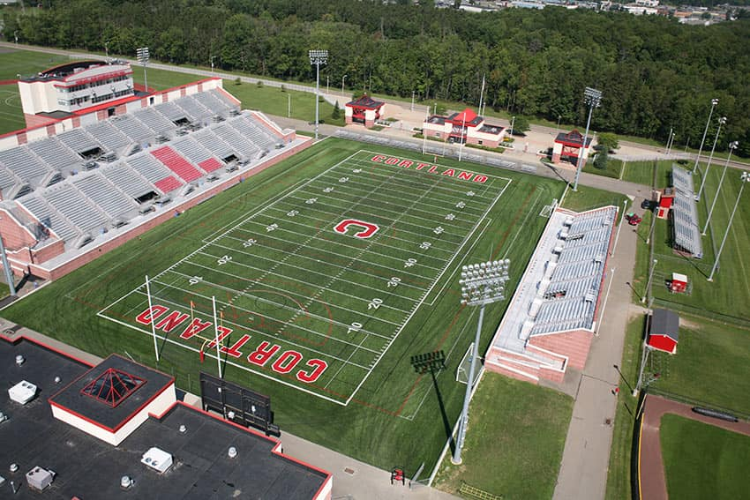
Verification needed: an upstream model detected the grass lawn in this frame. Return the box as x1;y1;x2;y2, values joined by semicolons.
605;316;646;500
660;414;750;500
226;81;345;126
631;164;750;321
621;159;674;188
434;374;573;500
648;314;750;416
583;158;623;179
561;184;630;213
1;138;565;474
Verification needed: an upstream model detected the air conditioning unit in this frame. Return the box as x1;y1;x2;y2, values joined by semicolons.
26;466;54;492
141;447;173;474
9;381;37;405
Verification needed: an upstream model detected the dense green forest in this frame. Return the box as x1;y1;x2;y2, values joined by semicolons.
2;0;749;156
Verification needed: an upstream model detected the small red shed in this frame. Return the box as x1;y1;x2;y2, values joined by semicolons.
657;187;675;219
647;308;679;354
670;273;688;293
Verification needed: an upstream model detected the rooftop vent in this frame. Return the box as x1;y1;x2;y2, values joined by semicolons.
121;475;134;489
585;292;596;303
230;109;241;117
9;464;19;473
9;380;37;405
0;410;8;424
26;466;53;492
228;446;238;459
563;217;574;227
179;425;187;434
15;354;24;366
141;447;173;474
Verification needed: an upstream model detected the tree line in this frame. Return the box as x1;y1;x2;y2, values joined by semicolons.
3;0;749;156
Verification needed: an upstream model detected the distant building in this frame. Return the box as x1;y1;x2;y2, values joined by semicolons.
344;95;385;128
647;308;679;354
552;129;593;165
18;60;138;129
422;107;507;148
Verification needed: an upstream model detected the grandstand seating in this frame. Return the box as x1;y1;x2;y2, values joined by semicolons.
193;90;235;115
0;166;20;193
133;107;177;136
193;129;236;160
154;176;183;194
18;195;79;242
154;101;190;124
171;137;216;165
670;165;703;258
212;124;260;159
28;137;81;170
175;97;212;123
198;158;222;173
111;115;154;144
101;163;156;199
72;174;138;219
0;147;52;182
57;128;101;155
126;154;175;184
86;121;131;151
44;184;108;232
151;146;203;182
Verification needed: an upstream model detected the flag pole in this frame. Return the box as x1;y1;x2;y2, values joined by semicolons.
211;296;223;378
145;275;160;362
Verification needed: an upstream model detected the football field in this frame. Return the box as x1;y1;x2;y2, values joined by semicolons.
99;150;511;405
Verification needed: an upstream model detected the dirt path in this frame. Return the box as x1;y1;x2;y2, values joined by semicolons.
639;395;750;500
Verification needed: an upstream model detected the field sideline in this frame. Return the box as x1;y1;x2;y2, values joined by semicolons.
3;138;564;473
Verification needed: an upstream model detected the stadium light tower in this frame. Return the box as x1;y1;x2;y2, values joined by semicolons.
703;141;738;235
693;98;719;173
696;116;727;201
309;50;328;141
136;47;150;94
573;87;602;192
452;259;511;465
708;172;750;282
0;232;16;297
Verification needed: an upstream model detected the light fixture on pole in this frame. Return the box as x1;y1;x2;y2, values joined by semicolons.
573;86;602;192
452;259;511;465
708;172;749;282
703;141;738;235
696;116;727;201
692;98;719;172
136;47;150;94
341;74;347;96
309;50;328;141
641;259;658;304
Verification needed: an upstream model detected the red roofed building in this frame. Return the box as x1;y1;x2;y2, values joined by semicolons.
552;129;593;165
422;108;507;148
345;95;385;128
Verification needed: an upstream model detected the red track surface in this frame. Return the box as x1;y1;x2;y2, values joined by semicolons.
639;395;750;500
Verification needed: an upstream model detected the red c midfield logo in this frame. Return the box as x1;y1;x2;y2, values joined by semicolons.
334;219;380;239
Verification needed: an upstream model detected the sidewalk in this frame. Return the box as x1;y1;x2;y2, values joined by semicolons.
0;318;458;500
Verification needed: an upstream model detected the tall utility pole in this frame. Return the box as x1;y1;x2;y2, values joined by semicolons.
136;47;150;94
0;233;16;297
696;116;727;201
573;87;603;191
703;141;738;235
452;260;511;465
309;50;328;141
693;98;719;172
708;172;749;282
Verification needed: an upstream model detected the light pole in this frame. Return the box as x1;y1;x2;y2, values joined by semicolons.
136;47;150;94
0;232;17;297
14;30;19;44
703;141;738;235
210;55;215;76
708;172;750;282
452;259;511;465
693;98;719;172
411;90;415;112
641;258;658;304
309;50;328;141
696;116;727;201
458;112;467;162
341;74;347;96
555;115;562;137
509;116;515;138
573;86;603;192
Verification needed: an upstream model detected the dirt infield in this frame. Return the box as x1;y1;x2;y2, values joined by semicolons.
638;394;750;500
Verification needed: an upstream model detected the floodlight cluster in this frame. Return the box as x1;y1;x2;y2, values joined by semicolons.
308;50;329;64
584;87;602;108
459;259;511;306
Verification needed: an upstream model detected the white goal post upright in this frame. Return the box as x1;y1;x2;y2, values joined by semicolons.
145;275;160;363
212;296;223;379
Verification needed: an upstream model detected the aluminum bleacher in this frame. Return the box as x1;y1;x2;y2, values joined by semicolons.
245;115;280;150
171;137;215;165
101;163;156;199
193;129;236;160
151;146;203;182
127;154;176;184
212;124;260;159
44;183;108;232
154;101;190;124
57;128;101;155
18;195;79;242
0;147;52;182
87;121;131;151
175;96;212;123
671;165;703;258
134;107;177;135
28;137;81;171
73;173;138;219
111;115;154;144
